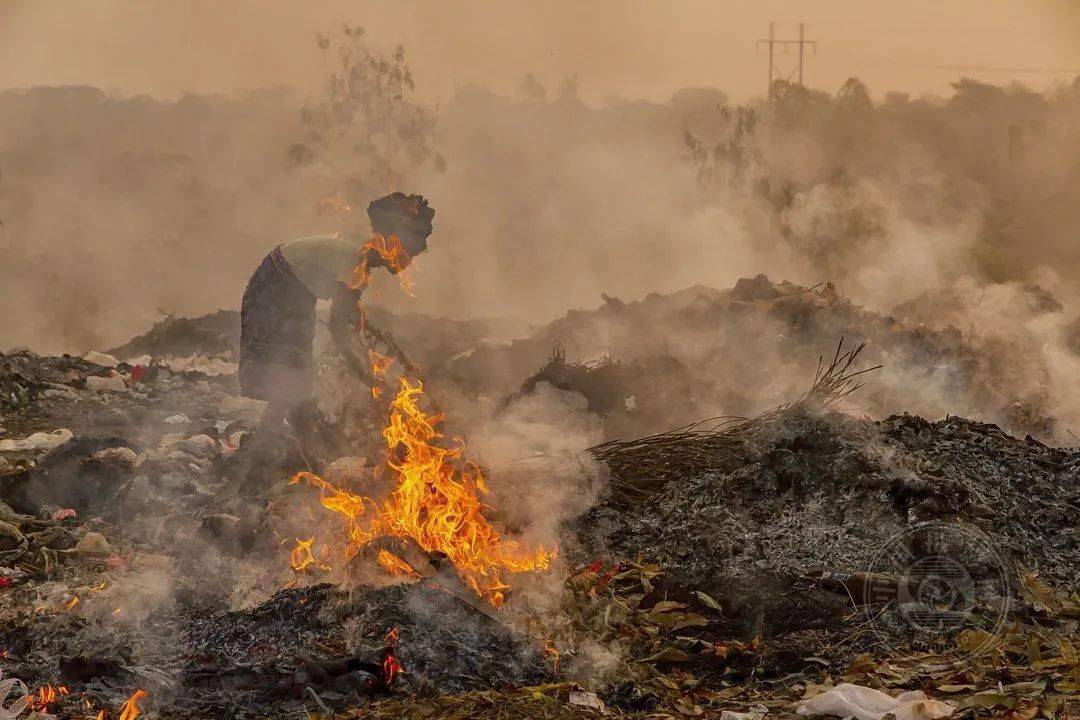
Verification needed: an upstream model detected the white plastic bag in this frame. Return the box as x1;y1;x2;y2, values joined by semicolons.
0;429;73;453
797;683;956;720
0;669;29;720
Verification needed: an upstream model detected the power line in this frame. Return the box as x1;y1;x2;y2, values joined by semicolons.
757;22;816;99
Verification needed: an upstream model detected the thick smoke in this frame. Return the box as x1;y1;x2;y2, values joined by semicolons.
4;73;1080;349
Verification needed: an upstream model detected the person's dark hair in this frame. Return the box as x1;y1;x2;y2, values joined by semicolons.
367;192;435;238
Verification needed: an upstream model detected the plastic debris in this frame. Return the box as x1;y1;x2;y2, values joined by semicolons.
73;532;113;556
90;447;138;466
85;374;127;393
164;414;190;425
0;429;73;453
163;356;238;376
797;684;956;720
721;707;768;720
568;690;606;713
0;669;29;720
83;351;119;368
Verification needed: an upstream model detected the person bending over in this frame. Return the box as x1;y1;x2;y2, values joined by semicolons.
238;192;435;432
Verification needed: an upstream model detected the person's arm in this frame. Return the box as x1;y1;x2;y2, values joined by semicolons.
329;281;419;379
329;282;376;383
329;282;364;344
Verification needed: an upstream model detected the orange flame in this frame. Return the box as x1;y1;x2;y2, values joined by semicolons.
369;349;395;378
288;235;553;607
317;195;353;220
30;684;68;711
291;376;555;606
544;640;560;672
348;233;414;295
289;537;316;572
118;689;147;720
376;550;420;578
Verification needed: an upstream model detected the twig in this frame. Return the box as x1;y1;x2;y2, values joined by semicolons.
587;340;879;504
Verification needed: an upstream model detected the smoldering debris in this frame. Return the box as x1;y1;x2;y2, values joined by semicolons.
443;274;1070;441
1;277;1079;718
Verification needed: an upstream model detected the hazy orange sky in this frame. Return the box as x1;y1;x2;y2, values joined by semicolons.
2;0;1079;102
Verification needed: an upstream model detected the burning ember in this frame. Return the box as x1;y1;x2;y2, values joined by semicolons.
287;236;555;606
382;627;404;686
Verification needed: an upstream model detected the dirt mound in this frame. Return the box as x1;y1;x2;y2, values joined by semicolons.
106;310;241;361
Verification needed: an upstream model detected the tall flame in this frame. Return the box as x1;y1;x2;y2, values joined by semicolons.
118;690;147;720
290;376;554;605
287;240;554;606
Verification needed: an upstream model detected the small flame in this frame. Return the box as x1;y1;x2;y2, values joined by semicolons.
317;195;352;220
65;596;80;610
30;684;68;711
348;233;415;295
376;550;420;578
289;536;331;573
544;640;560;672
381;626;403;686
383;653;403;686
289;537;316;572
370;349;395;378
118;689;147;720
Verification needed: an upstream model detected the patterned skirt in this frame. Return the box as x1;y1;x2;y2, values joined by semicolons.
238;246;317;403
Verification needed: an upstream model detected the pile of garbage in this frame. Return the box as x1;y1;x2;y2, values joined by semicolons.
1;277;1078;718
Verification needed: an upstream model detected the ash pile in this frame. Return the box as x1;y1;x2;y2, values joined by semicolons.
1;277;1079;719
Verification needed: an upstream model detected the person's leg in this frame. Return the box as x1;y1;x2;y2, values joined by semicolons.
287;398;333;460
260;400;290;430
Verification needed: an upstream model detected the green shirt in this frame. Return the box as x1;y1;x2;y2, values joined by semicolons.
280;233;365;299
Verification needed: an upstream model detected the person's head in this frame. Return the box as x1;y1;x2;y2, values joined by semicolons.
367;193;436;265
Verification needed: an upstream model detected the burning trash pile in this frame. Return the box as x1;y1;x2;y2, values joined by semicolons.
1;276;1079;718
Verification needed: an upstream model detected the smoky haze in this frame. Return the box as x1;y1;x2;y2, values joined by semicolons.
2;2;1080;438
